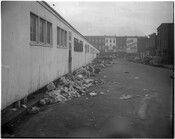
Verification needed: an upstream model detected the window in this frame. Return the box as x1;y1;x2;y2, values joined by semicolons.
39;18;45;43
64;31;67;47
79;40;83;51
61;29;64;46
30;13;52;46
113;40;115;43
46;22;52;44
57;27;60;45
74;38;79;51
30;13;37;41
57;27;67;48
110;39;112;43
106;40;108;43
74;38;83;52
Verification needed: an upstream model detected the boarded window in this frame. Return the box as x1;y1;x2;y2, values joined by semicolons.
30;13;37;41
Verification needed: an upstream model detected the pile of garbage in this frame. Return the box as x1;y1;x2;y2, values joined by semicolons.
38;58;112;106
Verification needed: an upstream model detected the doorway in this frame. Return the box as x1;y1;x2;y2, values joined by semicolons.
68;42;72;73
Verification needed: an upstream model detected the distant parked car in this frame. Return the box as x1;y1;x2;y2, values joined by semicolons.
151;56;163;66
142;56;152;65
133;56;142;63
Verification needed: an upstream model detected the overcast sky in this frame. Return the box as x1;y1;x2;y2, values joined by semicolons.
48;1;173;36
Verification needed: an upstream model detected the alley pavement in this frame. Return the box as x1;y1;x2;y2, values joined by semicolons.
13;59;173;138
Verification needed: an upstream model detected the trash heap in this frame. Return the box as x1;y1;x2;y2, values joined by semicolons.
39;58;112;106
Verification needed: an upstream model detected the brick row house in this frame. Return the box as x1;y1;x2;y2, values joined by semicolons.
138;23;174;64
85;23;173;64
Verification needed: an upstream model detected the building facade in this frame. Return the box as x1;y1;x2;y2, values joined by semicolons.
86;35;145;58
137;36;147;58
157;23;174;64
105;36;116;52
2;1;99;109
116;36;127;58
85;36;105;52
144;33;157;57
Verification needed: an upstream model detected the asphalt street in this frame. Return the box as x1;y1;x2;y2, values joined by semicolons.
14;59;173;138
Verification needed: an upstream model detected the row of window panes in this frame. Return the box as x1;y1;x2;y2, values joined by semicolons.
89;39;105;42
57;27;67;47
106;40;115;43
30;13;52;45
74;38;83;52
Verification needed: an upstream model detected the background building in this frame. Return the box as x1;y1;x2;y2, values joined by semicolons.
157;23;174;64
105;36;116;52
116;36;127;58
85;36;105;52
137;36;147;58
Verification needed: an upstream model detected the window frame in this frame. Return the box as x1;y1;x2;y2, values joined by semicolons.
30;12;53;47
39;18;46;44
30;13;38;43
57;27;61;46
46;21;52;45
64;31;67;47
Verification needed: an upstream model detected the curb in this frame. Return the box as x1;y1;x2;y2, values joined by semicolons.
2;93;44;134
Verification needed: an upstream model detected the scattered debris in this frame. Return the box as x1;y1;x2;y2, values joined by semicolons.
10;108;17;111
134;77;140;79
39;99;46;105
2;133;15;137
120;94;139;100
47;82;56;91
124;72;129;73
94;68;101;74
120;94;132;99
27;106;40;114
89;91;97;96
37;58;112;106
21;104;27;108
100;92;105;95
